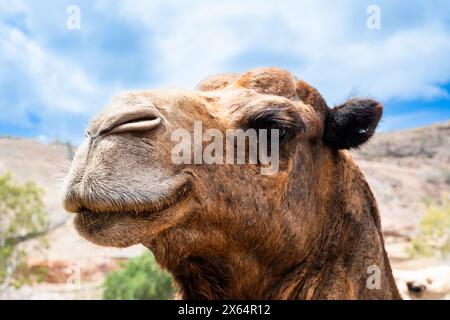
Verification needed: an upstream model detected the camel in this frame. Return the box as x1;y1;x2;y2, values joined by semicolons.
62;67;401;299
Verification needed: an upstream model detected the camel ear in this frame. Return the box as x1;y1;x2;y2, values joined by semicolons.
323;99;382;149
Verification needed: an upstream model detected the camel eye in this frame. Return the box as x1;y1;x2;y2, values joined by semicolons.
237;106;301;144
247;117;291;144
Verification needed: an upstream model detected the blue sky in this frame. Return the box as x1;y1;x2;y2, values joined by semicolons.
1;0;450;144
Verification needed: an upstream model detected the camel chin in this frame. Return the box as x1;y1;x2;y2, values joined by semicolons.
67;170;193;247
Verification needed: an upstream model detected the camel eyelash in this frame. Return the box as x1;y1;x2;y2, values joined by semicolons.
243;112;299;141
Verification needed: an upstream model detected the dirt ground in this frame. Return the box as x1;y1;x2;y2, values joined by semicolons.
1;121;449;299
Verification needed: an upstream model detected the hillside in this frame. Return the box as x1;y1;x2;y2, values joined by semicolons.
0;138;144;299
0;138;71;228
0;121;449;299
352;121;450;237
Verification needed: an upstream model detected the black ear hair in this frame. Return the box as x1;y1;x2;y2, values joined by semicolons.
323;99;383;149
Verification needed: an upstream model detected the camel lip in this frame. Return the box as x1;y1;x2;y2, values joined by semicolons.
73;180;191;246
72;178;192;219
75;203;168;219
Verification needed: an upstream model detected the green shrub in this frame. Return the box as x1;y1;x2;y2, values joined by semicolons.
409;195;450;258
103;252;174;300
0;172;47;289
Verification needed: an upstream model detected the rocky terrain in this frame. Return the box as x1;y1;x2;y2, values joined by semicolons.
353;120;450;236
352;121;450;299
0;138;146;299
0;121;449;299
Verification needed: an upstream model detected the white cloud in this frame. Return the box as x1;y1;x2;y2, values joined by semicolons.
100;0;450;104
1;0;449;142
0;0;29;17
378;110;445;132
0;23;107;114
298;24;450;104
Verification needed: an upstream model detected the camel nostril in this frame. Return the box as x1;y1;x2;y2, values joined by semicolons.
96;107;163;137
106;117;162;135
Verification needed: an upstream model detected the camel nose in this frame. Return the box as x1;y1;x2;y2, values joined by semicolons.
86;105;162;138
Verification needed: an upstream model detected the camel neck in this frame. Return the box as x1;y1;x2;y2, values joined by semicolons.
267;232;401;299
151;152;401;299
159;214;400;300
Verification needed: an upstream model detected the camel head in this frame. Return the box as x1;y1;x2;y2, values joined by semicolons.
63;67;397;299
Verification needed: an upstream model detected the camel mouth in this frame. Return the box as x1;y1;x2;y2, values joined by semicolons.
72;179;192;246
77;179;192;217
64;172;193;214
76;178;192;217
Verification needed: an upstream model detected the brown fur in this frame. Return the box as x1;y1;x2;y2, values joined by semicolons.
62;67;400;299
